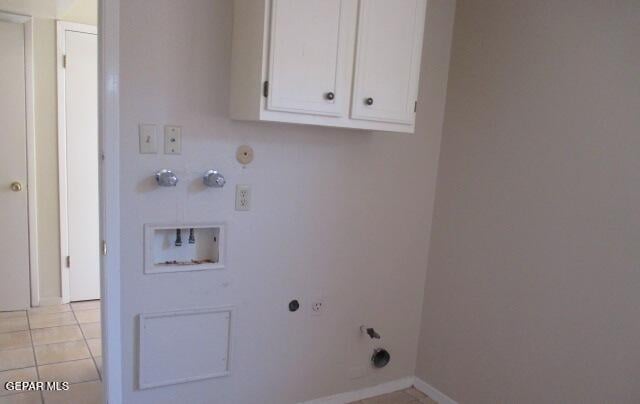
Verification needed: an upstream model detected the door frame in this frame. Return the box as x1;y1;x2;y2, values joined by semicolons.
0;11;39;308
99;0;123;402
57;5;124;401
56;21;98;303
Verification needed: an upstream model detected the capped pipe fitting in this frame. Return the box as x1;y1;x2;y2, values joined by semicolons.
155;169;178;187
204;170;226;188
360;325;381;339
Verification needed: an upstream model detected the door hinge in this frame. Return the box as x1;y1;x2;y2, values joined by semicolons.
263;81;269;98
101;241;107;256
66;256;71;268
414;101;417;113
63;54;67;68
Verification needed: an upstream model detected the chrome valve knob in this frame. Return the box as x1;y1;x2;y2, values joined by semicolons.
155;169;178;187
203;170;226;188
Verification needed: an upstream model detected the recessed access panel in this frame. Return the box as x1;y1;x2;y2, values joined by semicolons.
138;307;233;389
144;223;225;274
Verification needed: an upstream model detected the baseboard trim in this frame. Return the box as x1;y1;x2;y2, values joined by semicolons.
300;376;415;404
37;296;63;307
413;377;458;404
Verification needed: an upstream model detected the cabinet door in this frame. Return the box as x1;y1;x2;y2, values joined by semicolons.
266;0;352;117
350;0;426;125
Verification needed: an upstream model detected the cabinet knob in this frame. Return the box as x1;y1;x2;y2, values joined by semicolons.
10;181;23;192
325;92;335;101
365;97;374;106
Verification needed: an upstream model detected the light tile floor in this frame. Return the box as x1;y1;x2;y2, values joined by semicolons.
349;387;438;404
0;301;102;404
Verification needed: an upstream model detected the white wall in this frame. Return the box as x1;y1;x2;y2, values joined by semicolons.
417;0;640;403
61;0;96;25
118;0;455;402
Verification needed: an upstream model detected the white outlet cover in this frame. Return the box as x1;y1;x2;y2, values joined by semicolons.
235;185;251;211
164;125;182;155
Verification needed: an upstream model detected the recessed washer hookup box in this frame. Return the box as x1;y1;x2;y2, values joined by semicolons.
144;223;226;274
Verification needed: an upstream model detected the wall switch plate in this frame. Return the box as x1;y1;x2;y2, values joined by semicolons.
139;124;158;154
235;185;251;211
164;125;182;154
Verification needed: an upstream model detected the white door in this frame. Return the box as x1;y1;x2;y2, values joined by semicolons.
0;19;30;311
59;24;100;302
350;0;426;125
266;0;353;116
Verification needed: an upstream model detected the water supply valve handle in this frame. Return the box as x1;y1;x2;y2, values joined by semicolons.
203;170;226;188
155;169;178;187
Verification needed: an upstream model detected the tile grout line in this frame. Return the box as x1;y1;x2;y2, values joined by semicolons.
23;308;76;332
32;337;86;348
0;311;28;336
71;305;102;381
2;302;102;397
25;310;45;404
0;329;29;342
35;357;96;367
0;363;39;373
0;307;94;335
0;311;31;400
0;329;30;354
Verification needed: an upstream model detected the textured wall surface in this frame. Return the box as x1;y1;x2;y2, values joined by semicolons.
416;1;640;403
118;1;455;403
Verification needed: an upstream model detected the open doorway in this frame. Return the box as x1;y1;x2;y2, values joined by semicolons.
0;1;103;402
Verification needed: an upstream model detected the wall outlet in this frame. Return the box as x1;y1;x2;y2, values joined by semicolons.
235;185;251;211
310;298;325;316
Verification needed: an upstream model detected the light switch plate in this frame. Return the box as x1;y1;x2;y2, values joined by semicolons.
139;124;158;154
164;126;182;155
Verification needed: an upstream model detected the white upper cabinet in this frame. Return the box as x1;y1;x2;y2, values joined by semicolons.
350;0;427;124
230;0;427;133
266;0;350;117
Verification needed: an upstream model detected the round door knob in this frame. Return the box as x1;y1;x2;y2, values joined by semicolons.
10;181;23;192
325;92;335;101
365;97;374;106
